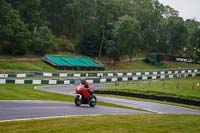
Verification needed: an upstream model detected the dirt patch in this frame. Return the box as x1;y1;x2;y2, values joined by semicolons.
0;57;41;61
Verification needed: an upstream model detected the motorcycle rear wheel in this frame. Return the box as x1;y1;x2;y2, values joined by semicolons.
75;96;81;106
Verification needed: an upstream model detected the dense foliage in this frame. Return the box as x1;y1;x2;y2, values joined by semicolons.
0;0;200;63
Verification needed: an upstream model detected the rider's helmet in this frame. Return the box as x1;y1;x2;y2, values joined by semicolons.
80;79;86;85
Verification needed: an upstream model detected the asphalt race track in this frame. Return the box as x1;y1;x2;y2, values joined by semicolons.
1;83;200;121
0;100;146;121
37;84;200;114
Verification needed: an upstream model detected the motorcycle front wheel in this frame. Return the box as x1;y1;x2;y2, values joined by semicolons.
75;96;81;106
89;96;97;107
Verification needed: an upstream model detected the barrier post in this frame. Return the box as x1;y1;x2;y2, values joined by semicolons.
192;81;195;89
176;67;180;88
163;79;165;88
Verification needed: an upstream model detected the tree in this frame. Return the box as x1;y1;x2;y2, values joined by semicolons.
31;26;55;54
167;16;188;55
41;0;67;36
96;0;120;59
162;5;178;18
185;19;200;57
190;28;200;61
78;21;100;56
0;0;31;55
116;0;166;55
0;0;198;59
105;40;121;65
6;0;44;31
154;19;170;53
114;15;141;61
41;0;96;38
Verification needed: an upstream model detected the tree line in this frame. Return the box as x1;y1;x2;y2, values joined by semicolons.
0;0;199;63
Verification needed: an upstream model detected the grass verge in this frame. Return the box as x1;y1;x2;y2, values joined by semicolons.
0;59;199;72
0;61;57;72
105;60;200;70
100;77;200;101
0;84;73;102
97;94;200;111
0;114;200;133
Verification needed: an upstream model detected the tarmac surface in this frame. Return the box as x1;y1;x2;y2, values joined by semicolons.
37;84;200;115
1;83;200;122
0;100;146;121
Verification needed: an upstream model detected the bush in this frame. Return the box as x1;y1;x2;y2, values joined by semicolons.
143;54;163;66
0;1;31;55
31;26;55;55
53;36;75;52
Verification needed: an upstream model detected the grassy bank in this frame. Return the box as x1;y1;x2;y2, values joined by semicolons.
0;84;73;102
98;94;200;110
0;60;199;72
99;77;200;100
0;61;56;72
0;114;200;133
105;60;200;70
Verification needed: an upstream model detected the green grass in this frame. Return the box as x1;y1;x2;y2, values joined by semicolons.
0;59;199;72
0;61;56;72
0;61;101;73
100;77;200;100
0;55;41;59
0;52;79;59
0;114;200;133
0;84;73;102
98;94;200;111
105;60;200;70
0;84;141;110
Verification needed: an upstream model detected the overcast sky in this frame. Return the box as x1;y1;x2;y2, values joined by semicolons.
158;0;200;21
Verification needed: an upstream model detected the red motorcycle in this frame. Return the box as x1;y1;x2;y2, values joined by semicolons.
75;84;97;107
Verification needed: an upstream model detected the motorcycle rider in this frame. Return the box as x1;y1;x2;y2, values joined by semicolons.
75;79;97;107
79;79;91;99
81;79;90;88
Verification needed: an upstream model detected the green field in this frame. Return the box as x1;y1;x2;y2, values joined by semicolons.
105;60;200;70
100;77;200;100
0;61;56;72
0;114;200;133
0;84;73;102
99;94;200;110
0;60;199;72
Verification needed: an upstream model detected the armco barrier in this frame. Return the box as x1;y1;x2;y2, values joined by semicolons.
0;68;199;78
0;72;199;84
0;79;75;85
